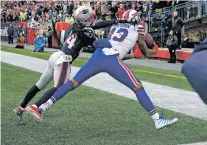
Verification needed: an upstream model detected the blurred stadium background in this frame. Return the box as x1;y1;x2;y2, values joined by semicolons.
1;0;207;51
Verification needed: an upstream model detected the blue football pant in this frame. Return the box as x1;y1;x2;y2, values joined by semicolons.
74;49;142;90
52;48;156;113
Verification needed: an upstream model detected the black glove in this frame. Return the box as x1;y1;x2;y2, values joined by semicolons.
116;19;128;23
116;19;139;25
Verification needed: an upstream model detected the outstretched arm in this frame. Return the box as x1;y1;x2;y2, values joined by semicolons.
92;19;130;30
92;19;117;29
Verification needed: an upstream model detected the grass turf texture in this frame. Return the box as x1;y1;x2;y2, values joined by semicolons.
1;46;193;91
2;62;207;145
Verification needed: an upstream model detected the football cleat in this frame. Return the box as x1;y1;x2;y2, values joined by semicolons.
155;116;178;130
26;105;42;123
39;101;52;114
39;107;47;118
13;106;25;122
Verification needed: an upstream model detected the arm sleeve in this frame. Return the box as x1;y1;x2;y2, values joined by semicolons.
92;19;117;29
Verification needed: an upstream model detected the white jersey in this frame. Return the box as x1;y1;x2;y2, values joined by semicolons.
103;23;145;59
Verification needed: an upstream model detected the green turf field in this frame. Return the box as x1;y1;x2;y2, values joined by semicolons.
1;46;193;91
1;62;207;145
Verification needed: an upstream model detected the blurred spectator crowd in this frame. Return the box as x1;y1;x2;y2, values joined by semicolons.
1;1;75;23
1;0;155;48
1;0;207;49
1;0;157;23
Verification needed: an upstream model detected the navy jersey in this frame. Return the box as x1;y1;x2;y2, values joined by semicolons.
61;20;117;63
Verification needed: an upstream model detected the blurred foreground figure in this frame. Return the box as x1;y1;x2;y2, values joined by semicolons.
182;38;207;104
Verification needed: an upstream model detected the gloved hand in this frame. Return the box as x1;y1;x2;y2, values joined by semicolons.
116;19;139;25
116;19;128;23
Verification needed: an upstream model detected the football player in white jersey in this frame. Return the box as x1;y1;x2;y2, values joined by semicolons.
30;9;178;130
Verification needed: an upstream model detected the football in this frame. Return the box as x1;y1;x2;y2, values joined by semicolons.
145;33;155;49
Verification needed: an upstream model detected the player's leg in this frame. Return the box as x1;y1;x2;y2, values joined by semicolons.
25;51;69;116
34;62;71;110
34;88;58;109
26;62;71;121
49;49;102;103
25;64;53;106
105;57;155;113
42;59;100;108
14;58;53;121
54;62;71;89
15;57;53;109
105;56;178;129
23;55;54;116
32;53;102;122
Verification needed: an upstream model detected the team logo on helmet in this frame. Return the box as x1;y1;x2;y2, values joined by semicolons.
77;9;89;16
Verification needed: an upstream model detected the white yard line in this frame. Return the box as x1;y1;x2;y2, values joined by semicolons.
1;51;207;121
179;142;207;145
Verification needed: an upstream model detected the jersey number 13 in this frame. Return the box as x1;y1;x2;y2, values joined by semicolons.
109;28;128;42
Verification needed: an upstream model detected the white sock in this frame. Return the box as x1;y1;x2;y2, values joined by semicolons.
151;112;159;121
48;99;53;106
39;99;53;112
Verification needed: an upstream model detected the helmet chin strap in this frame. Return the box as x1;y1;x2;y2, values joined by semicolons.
73;21;83;32
75;19;87;26
73;20;87;32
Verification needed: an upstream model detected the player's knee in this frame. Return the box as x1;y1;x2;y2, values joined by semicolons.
71;79;79;88
133;83;143;91
32;85;41;92
35;83;44;90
